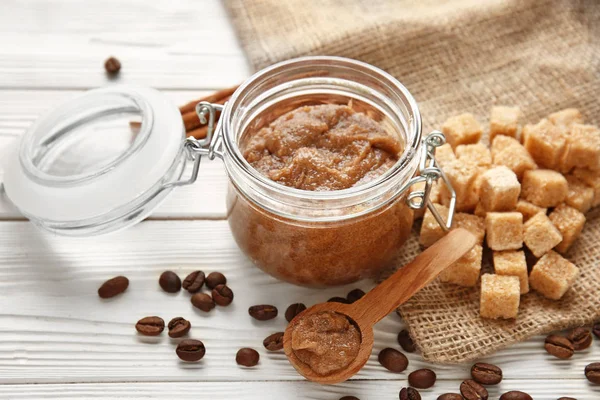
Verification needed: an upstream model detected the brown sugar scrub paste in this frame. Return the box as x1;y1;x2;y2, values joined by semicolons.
290;310;361;376
227;103;415;286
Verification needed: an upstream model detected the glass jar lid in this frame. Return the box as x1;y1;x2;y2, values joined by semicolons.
3;85;186;236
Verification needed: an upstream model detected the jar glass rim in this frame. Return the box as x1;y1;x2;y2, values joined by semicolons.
221;56;422;200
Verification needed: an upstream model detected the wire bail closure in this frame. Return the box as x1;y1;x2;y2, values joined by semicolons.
405;131;456;232
162;102;225;189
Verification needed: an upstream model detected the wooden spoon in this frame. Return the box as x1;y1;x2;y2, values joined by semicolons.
283;228;476;384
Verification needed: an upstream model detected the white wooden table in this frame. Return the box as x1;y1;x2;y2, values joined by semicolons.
0;1;597;398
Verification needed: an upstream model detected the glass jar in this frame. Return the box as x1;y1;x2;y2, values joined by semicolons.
3;56;454;286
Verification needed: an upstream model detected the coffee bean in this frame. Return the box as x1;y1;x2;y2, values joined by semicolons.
399;387;421;400
159;271;181;293
98;276;129;298
567;327;592;350
471;362;503;385
182;270;205;293
585;362;600;384
263;332;284;351
285;303;307;322
377;348;408;373
205;272;227;289
593;322;600;339
167;317;191;338
557;398;577;400
328;296;350;304
236;347;259;367
340;397;360;400
104;56;121;74
191;293;215;312
437;394;463;400
408;368;436;389
212;284;234;306
397;329;416;353
544;335;574;359
347;288;366;303
460;379;488;400
176;339;205;362
135;316;164;336
499;391;533;400
249;305;278;321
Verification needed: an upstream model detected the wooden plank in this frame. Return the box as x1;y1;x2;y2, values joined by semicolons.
0;220;598;385
0;90;230;219
0;0;250;89
0;380;597;399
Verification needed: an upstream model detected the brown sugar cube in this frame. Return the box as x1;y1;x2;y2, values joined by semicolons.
419;203;449;247
435;143;457;167
548;108;583;131
493;250;529;294
521;169;568;208
441;113;483;149
474;203;487;217
438;159;480;210
522;119;568;170
523;212;563;258
455;143;492;168
479;166;520;211
491;135;537;180
490;105;521;142
485;212;523;251
480;274;520;319
455;212;485;245
573;168;600;207
548;204;586;254
439;244;483;287
515;199;546;222
560;124;600;172
529;251;579;300
565;174;595;213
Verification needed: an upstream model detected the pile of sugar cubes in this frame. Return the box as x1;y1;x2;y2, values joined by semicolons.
417;107;600;320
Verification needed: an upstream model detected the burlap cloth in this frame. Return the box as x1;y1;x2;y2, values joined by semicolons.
223;0;600;363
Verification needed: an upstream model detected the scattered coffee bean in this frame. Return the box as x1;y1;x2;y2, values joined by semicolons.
328;296;350;304
347;288;366;303
460;379;488;400
205;272;226;289
544;334;574;359
159;271;181;293
104;56;121;75
212;284;234;306
557;398;577;400
340;397;360;400
437;394;463;400
191;293;215;312
499;391;533;400
567;327;592;350
585;362;600;384
593;322;600;339
176;339;205;362
397;329;416;353
98;276;129;298
399;387;421;400
182;270;205;293
236;347;259;367
167;317;191;338
471;362;503;385
377;348;408;373
263;332;284;351
135;316;165;336
408;368;436;389
249;305;278;321
285;303;306;322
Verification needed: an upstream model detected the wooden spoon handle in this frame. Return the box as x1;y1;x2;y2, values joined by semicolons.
350;228;476;326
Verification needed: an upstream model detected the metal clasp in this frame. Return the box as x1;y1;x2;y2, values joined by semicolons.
405;131;456;232
163;102;225;189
